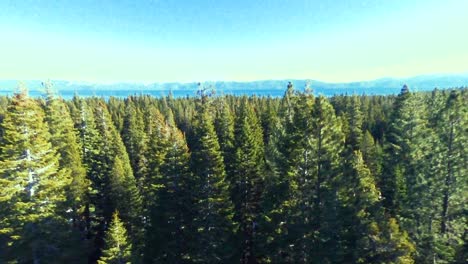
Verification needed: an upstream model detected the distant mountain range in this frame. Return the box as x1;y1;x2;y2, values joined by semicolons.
0;74;467;97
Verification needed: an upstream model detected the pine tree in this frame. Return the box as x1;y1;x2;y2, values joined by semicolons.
98;211;132;264
259;97;279;146
383;85;439;261
0;96;9;157
279;81;296;124
190;93;236;263
295;94;345;263
382;85;412;214
360;130;383;178
433;89;467;263
108;157;142;234
140;105;169;212
42;87;91;261
107;96;126;133
304;95;345;262
140;106;172;262
214;97;236;188
346;95;364;150
265;93;346;263
70;98;143;261
339;151;415;263
159;122;195;262
142;109;195;263
0;89;72;263
256;83;301;262
69;96;107;261
232;97;265;263
122;100;148;181
93;101;143;256
43;87;89;232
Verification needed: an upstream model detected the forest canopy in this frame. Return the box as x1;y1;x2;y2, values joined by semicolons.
0;84;466;263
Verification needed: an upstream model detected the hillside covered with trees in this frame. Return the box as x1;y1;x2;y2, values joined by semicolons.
0;84;466;263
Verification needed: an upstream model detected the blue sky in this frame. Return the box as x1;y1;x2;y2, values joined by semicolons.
0;0;467;83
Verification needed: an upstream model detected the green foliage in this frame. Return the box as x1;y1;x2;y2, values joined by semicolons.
432;89;467;263
341;151;415;263
98;211;132;264
0;85;466;263
143;111;195;263
360;130;383;177
232;97;266;263
43;88;89;229
0;89;72;262
93;101;143;254
262;90;347;263
122;100;148;181
344;95;364;150
190;95;236;262
214;97;236;186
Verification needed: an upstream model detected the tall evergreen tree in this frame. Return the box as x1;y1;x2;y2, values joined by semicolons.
339;151;415;263
360;130;383;178
107;96;126;133
143;109;195;263
43;87;89;232
232;98;266;263
259;97;279;146
265;93;346;263
383;87;430;209
279;81;296;124
345;95;364;150
70;98;143;262
70;96;107;261
160;123;195;262
190;92;236;263
432;90;467;263
256;83;301;262
93;101;143;256
141;106;172;262
73;99;105;226
383;85;440;262
302;95;345;262
214;97;236;187
122;100;148;181
0;89;72;263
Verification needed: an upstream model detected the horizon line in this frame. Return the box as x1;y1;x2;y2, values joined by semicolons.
0;72;468;86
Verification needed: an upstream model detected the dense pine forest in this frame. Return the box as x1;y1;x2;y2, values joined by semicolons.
0;83;466;263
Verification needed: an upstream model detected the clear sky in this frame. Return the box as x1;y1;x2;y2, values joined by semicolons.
0;0;467;83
